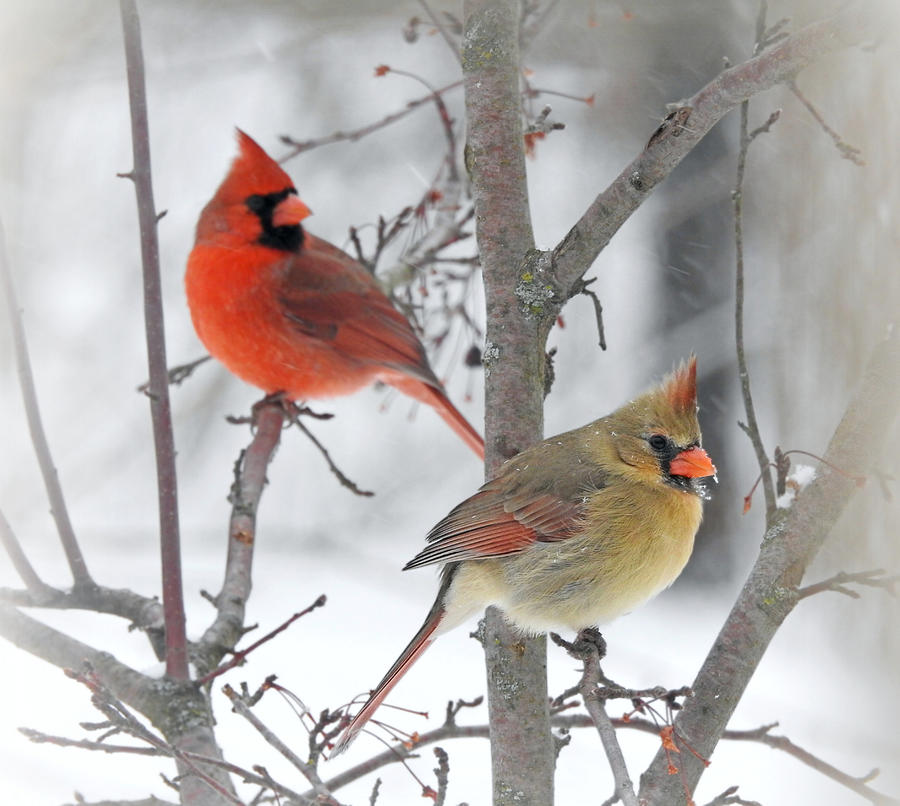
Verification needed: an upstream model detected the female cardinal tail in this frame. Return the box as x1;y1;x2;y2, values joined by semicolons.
332;583;450;755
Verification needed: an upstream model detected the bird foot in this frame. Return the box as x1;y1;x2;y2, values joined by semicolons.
549;627;607;661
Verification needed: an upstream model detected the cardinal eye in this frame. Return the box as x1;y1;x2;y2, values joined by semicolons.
245;194;266;213
647;434;668;452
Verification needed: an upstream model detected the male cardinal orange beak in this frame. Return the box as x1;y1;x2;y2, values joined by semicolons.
272;194;312;227
184;129;484;458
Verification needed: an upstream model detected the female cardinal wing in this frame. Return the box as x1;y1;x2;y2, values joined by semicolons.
279;235;439;386
404;440;607;569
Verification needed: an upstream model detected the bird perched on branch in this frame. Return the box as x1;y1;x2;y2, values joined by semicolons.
185;129;484;458
333;358;716;753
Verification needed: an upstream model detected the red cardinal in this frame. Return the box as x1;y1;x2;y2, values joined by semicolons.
185;130;484;458
333;358;716;753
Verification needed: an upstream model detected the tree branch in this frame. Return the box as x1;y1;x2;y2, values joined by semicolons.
0;216;92;587
0;507;56;599
223;684;341;805
725;724;899;805
0;603;156;715
195;403;285;676
552;9;871;297
733;70;779;518
462;2;553;804
279;80;463;160
0;582;165;659
119;0;187;681
555;630;638;806
638;329;900;803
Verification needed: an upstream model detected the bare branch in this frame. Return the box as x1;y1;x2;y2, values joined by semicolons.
0;603;155;714
0;507;55;598
788;78;865;165
700;786;762;806
288;409;375;497
23;726;309;805
0;582;165;659
223;684;342;805
639;329;900;802
279;81;463;160
0;216;92;587
196;402;285;674
553;9;873;297
463;3;552;803
69;666;244;806
797;569;897;601
60;798;177;806
198;594;326;685
119;0;187;681
733;91;780;517
418;0;461;63
137;355;211;394
725;724;899;805
431;746;450;805
550;629;638;806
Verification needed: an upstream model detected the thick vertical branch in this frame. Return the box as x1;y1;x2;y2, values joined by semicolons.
638;330;900;804
119;0;188;681
462;2;554;804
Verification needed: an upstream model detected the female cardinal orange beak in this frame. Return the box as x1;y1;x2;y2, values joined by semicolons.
273;194;312;227
669;446;716;478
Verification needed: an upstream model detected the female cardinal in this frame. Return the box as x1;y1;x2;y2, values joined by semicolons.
333;358;716;753
185;130;484;458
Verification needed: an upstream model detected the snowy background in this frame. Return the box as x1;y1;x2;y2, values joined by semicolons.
1;1;898;804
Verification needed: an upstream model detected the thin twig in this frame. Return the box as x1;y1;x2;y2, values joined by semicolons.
418;0;461;63
136;354;211;394
732;3;779;520
431;746;450;805
797;569;897;600
551;9;869;299
223;684;341;804
288;411;375;497
550;630;638;806
726;724;899;805
576;277;607;350
0;508;55;598
788;79;865;165
701;786;763;806
0;580;166;659
21;727;309;804
520;0;561;50
0;216;92;587
198;594;326;685
119;0;188;680
279;80;464;160
71;665;243;805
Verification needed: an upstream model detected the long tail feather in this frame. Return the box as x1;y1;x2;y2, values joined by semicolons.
332;595;447;755
389;376;485;459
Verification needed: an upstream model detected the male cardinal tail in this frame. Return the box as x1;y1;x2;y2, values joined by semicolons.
332;588;448;755
389;375;485;459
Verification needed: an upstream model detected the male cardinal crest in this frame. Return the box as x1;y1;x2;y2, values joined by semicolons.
333;358;716;754
185;130;484;458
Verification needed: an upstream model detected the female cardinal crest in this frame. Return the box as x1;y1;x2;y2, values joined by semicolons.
333;357;716;754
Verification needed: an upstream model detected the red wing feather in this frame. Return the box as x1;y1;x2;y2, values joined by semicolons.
278;238;437;385
404;483;585;570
